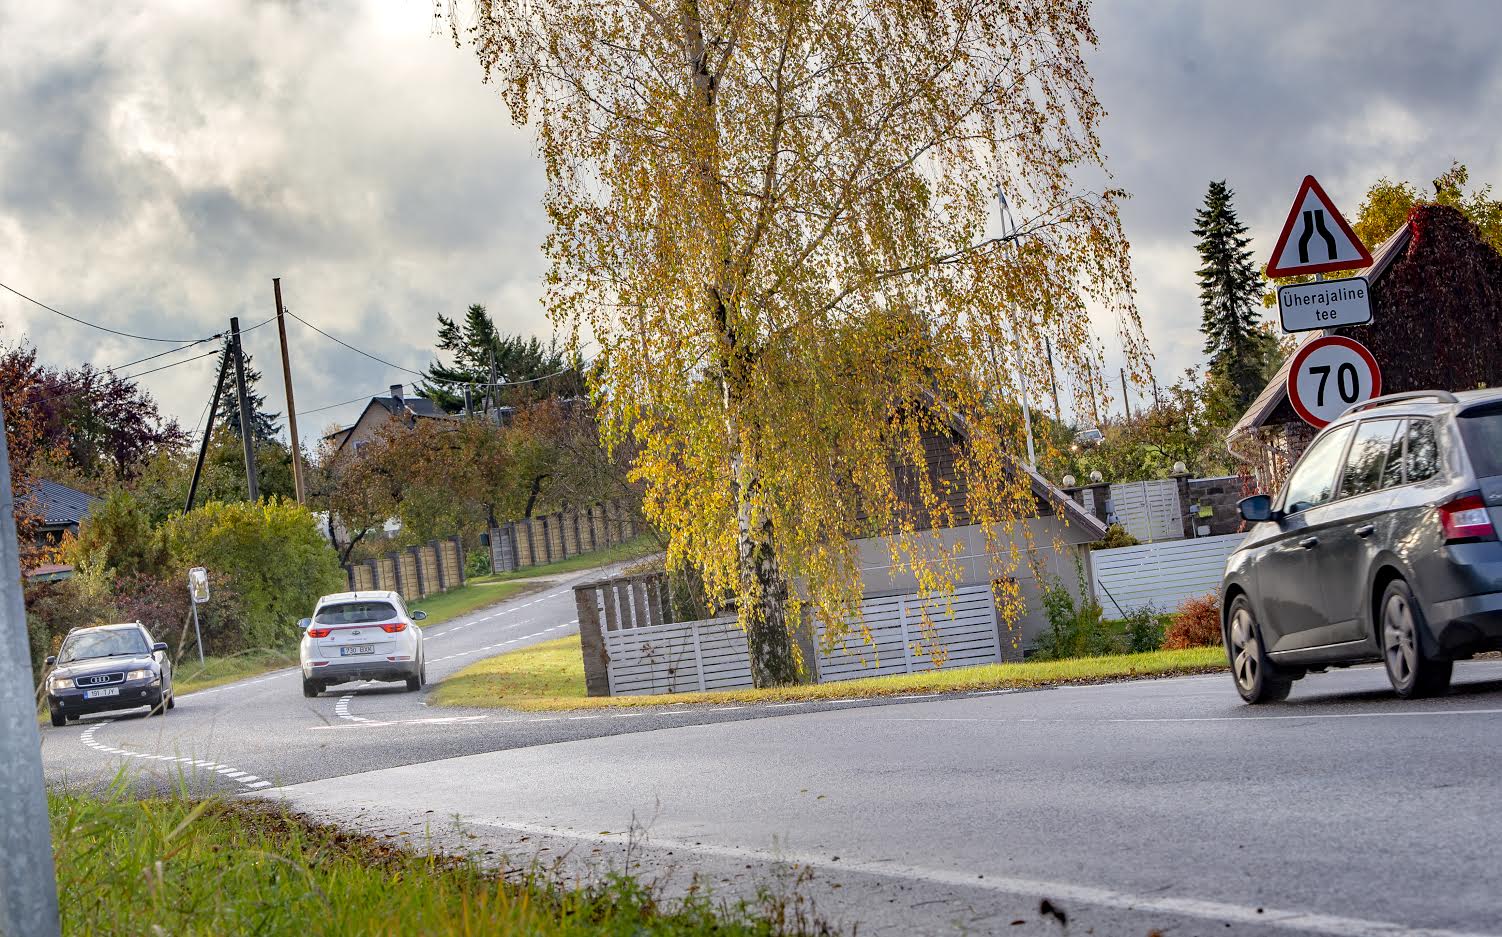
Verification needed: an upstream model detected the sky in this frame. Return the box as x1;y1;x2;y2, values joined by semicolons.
2;0;1499;448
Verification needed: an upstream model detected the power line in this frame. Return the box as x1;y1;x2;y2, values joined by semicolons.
0;280;219;344
29;347;222;408
285;311;426;378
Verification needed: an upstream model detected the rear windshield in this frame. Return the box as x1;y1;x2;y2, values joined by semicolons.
59;629;149;664
314;601;398;625
1459;407;1502;477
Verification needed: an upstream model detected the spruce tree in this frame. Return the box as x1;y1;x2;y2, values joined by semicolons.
1193;180;1269;411
418;304;584;412
213;340;282;442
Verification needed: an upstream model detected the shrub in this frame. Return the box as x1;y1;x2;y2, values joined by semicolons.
1164;593;1222;649
112;570;252;658
466;547;492;578
68;489;166;580
1122;604;1164;653
1089;524;1140;550
1035;576;1119;660
161;498;345;649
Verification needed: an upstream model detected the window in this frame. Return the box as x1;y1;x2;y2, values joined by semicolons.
1380;420;1408;489
1459;405;1502;478
314;601;398;625
58;628;149;664
1339;419;1403;498
1405;420;1440;482
1282;424;1354;514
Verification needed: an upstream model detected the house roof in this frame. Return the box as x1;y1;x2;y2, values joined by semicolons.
32;479;100;529
1227;222;1413;441
373;395;449;419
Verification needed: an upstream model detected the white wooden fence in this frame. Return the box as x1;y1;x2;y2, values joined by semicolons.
602;584;1003;695
1108;479;1183;542
1091;533;1245;618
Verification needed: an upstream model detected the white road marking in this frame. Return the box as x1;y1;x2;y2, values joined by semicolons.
78;722;273;793
474;818;1497;937
334;694;372;723
880;708;1502;726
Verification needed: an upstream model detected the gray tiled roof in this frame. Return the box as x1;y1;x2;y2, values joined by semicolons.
33;479;100;528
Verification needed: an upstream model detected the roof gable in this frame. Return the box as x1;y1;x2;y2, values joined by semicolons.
33;479;101;528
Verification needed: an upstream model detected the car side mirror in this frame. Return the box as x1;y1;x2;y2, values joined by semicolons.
1238;494;1279;523
411;610;427;621
45;655;56;666
151;642;169;653
298;617;312;630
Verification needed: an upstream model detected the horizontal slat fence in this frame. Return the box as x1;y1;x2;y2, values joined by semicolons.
1109;479;1184;543
816;584;1002;681
1091;533;1245;617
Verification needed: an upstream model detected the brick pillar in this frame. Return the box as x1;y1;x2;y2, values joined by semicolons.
1173;470;1195;539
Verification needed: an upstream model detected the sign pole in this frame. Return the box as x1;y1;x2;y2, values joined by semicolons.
188;567;210;664
0;394;62;937
190;602;205;665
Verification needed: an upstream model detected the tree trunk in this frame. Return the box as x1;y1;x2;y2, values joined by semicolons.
732;449;801;687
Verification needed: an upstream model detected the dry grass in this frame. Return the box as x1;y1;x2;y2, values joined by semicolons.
432;634;1229;711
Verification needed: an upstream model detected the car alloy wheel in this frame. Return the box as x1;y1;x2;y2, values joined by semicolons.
1227;597;1291;704
1380;580;1452;698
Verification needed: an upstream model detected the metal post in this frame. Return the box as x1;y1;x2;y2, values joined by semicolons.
190;602;205;665
229;317;260;502
185;349;230;514
273;279;306;505
0;394;63;937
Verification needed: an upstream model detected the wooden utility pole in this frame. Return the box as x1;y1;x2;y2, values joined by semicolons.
1044;336;1062;424
229;316;260;502
184;348;230;514
0;394;62;937
273;279;306;504
1120;368;1132;421
488;348;499;424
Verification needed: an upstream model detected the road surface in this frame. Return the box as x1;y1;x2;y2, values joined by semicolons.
39;570;1502;936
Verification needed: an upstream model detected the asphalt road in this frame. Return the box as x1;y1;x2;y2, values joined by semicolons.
40;572;1502;936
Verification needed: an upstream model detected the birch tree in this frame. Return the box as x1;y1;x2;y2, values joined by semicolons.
441;0;1144;685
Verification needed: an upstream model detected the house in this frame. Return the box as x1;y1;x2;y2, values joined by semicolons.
1228;204;1502;487
30;479;100;548
322;385;459;455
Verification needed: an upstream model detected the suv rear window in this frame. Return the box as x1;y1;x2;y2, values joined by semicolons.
1460;406;1502;477
314;601;399;625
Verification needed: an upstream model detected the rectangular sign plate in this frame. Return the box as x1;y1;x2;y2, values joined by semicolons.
1278;276;1373;332
340;645;374;657
83;687;121;700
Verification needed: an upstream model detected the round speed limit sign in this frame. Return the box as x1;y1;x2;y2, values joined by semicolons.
1286;335;1383;428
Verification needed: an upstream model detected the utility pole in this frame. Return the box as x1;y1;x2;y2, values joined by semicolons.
229;317;260;502
0;395;62;937
1083;359;1102;426
487;347;499;423
1044;336;1062;424
1120;368;1133;421
996;185;1037;468
273;279;306;505
184;348;230;514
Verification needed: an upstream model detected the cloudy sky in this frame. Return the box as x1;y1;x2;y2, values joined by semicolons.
2;0;1499;447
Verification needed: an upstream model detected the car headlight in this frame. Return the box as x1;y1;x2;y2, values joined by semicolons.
126;669;155;681
50;676;75;690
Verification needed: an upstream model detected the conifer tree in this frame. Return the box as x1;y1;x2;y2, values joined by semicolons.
1194;181;1269;411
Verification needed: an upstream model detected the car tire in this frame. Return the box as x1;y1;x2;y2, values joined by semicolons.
405;671;422;692
1381;579;1453;699
166;691;175;710
49;708;66;728
1227;595;1293;704
302;678;322;699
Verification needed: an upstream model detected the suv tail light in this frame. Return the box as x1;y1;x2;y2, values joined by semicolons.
307;627;332;638
379;622;407;633
1439;494;1497;543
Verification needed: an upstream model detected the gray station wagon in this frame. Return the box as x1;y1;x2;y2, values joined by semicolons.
1222;389;1502;703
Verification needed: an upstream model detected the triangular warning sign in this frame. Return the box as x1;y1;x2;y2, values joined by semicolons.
1265;175;1373;278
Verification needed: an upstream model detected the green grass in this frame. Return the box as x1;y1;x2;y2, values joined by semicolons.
432;633;1229;711
172;650;300;697
412;534;661;628
49;787;827;937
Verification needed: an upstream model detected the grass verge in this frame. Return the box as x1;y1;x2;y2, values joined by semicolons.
172;649;299;696
415;534;662;628
50;787;829;937
432;634;1229;711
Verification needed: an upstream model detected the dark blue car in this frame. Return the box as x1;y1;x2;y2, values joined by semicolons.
1223;390;1502;702
45;622;175;726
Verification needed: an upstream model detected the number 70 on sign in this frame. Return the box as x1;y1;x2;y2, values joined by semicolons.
1286;335;1383;429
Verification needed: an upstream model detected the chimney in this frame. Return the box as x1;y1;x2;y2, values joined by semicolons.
390;384;404;404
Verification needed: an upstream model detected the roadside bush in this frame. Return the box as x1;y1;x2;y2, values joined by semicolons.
1122;604;1164;653
1164;593;1222;649
68;489;166;580
161;498;345;649
466;547;491;578
23;577;112;677
1035;577;1118;660
112;570;252;658
1089;523;1140;550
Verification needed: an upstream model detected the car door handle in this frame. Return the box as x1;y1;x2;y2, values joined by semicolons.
1355;524;1375;538
1299;537;1319;550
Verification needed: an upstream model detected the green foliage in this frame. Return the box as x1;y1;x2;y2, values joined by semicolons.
465;546;492;578
23;577;111;675
1122;605;1165;654
69;489;167;581
50;789;825;937
418;303;586;412
1089;523;1139;550
1195;180;1276;413
160;498;344;648
1034;559;1162;659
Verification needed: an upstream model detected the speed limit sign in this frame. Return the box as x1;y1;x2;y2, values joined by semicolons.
1286;335;1383;428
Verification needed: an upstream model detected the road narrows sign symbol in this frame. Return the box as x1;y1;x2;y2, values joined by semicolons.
1265;176;1373;278
1286;335;1382;429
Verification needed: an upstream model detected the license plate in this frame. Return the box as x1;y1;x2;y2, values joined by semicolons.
340;645;374;656
83;687;120;700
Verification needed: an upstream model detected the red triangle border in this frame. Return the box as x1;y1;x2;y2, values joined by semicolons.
1264;175;1374;279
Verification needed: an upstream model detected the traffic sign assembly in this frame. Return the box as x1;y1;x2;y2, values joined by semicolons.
1277;276;1373;332
1286;335;1383;428
1266;175;1373;278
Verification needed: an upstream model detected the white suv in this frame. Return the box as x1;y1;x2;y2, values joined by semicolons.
299;591;427;698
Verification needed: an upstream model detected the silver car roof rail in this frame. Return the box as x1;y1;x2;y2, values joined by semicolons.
1341;390;1459;417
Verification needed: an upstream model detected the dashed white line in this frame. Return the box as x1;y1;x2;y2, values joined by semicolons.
79;723;274;792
